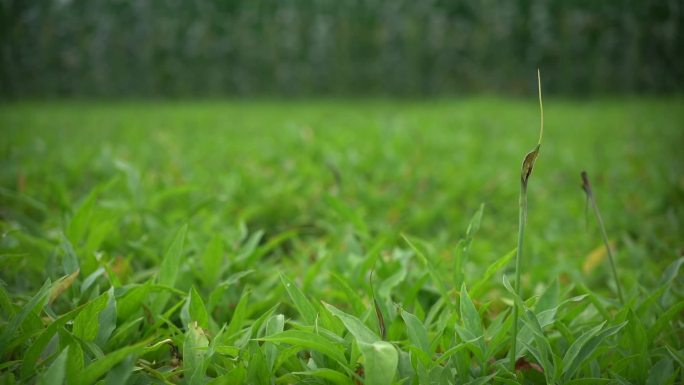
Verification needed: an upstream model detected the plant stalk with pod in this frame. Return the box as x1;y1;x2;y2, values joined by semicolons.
510;70;544;372
581;171;624;304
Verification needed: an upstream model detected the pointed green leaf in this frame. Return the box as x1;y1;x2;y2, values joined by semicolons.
78;341;147;385
225;288;250;344
184;321;210;385
281;273;317;325
73;292;108;341
322;302;378;344
37;346;69;385
181;286;209;330
154;224;188;313
459;284;484;339
400;309;430;354
202;235;224;287
260;330;347;365
0;279;51;356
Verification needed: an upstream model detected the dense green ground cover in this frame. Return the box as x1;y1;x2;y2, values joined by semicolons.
0;99;682;384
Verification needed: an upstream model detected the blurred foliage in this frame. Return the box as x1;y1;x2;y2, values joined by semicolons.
1;0;682;98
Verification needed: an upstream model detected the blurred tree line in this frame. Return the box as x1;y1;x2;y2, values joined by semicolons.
1;0;682;98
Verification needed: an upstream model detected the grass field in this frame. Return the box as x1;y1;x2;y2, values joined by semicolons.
1;99;683;384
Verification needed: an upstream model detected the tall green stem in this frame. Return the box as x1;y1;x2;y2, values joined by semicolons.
510;183;528;370
581;171;624;304
510;69;544;372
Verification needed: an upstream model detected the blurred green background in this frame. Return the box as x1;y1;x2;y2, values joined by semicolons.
1;0;682;98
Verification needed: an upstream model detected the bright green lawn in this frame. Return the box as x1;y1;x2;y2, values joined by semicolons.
0;99;682;384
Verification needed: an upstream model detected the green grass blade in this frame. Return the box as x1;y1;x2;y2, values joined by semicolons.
37;346;69;385
0;279;51;356
280;273;317;325
153;224;188;313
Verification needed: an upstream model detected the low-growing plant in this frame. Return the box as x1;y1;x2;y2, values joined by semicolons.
0;98;682;384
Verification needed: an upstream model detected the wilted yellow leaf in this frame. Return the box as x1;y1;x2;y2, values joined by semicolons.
49;269;80;304
583;241;615;274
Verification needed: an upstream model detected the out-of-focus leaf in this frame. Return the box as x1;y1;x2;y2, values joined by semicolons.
116;282;150;322
202;235;224;288
563;321;627;382
263;314;284;371
78;341;147;385
470;248;515;298
49;269;80;304
37;346;69;385
0;279;51;356
184;321;209;385
154;224;188;313
104;354;136;385
290;368;353;385
73;292;108;341
95;287;117;347
646;358;674;385
225;288;250;344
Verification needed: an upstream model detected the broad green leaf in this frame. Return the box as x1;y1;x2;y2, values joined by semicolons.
0;279;51;356
470;248;515;297
665;345;684;369
624;310;649;382
563;321;627;381
184;321;210;385
323;302;397;385
49;269;80;305
646;358;674;385
649;299;684;340
103;354;136;385
67;185;101;245
202;235;224;287
324;194;368;237
73;292;108;341
235;230;264;263
562;322;606;376
95;287;117;347
322;302;378;344
521;309;555;384
459;284;484;340
20;304;84;380
206;366;246;385
280;273;317;325
65;337;84;384
402;234;454;311
260;330;347;365
245;342;270;384
78;341;147;385
360;341;398;385
225;288;250;344
400;309;430;354
37;346;69;385
566;380;612;385
536;278;559;313
116;282;150;322
659;256;684;286
181;286;209;330
154;224;188;313
60;235;80;275
263;314;284;371
290;368;353;385
378;268;407;299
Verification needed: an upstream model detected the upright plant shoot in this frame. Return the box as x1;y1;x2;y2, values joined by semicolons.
510;70;545;372
581;171;624;304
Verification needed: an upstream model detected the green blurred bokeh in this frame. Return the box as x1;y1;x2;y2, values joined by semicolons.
1;0;682;98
